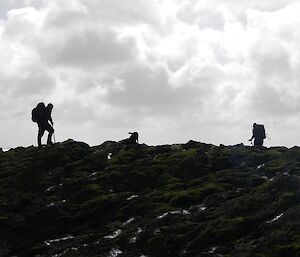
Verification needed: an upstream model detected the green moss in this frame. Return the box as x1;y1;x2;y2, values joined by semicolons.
1;140;300;257
133;202;171;217
156;173;184;190
278;192;297;209
81;193;119;207
267;244;299;257
151;191;178;203
0;215;8;221
146;234;165;256
108;148;141;165
170;183;224;207
154;148;197;164
189;216;255;249
83;184;102;191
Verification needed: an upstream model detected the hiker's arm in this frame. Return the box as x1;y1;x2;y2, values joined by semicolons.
49;116;53;125
248;129;255;141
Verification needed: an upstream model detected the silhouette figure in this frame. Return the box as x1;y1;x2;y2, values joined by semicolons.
32;102;54;147
249;123;266;146
120;132;139;145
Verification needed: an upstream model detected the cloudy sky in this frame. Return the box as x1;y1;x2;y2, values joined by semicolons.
1;0;300;148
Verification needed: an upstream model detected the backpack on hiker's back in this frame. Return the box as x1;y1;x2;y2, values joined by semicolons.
255;124;266;139
32;102;45;123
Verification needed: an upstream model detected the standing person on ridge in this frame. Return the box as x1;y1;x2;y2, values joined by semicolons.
32;102;54;147
249;123;266;146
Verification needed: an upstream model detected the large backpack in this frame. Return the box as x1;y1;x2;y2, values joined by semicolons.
31;102;45;123
257;124;266;139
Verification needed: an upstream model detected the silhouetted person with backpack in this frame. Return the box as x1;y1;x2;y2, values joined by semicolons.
32;102;54;147
249;123;266;146
128;132;139;144
119;132;139;145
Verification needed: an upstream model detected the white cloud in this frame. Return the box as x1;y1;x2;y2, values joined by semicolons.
41;28;137;67
1;0;300;148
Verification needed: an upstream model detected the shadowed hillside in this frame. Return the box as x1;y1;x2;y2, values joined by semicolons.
0;140;299;257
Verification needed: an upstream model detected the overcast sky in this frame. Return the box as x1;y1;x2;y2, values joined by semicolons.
1;0;300;148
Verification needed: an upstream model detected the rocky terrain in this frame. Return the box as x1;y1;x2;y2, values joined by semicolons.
0;139;299;257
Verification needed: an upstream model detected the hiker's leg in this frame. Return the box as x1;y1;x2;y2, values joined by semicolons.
47;132;53;144
38;128;45;147
46;123;54;144
254;137;263;147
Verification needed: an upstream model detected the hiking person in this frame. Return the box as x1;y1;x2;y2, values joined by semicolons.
119;132;139;145
32;102;54;147
249;123;266;146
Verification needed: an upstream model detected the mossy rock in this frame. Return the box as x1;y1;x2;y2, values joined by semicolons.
267;244;299;257
1;140;300;257
155;173;184;190
169;183;224;207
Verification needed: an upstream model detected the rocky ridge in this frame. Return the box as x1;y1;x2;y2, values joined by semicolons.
0;139;299;257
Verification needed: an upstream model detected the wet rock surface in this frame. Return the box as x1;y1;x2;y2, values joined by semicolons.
0;140;299;257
